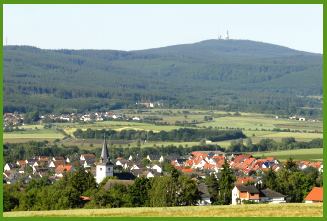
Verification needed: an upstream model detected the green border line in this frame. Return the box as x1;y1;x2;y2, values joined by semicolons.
1;2;325;221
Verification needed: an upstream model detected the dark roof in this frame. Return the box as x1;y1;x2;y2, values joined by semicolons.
176;159;187;164
114;172;135;180
100;136;109;163
236;185;260;194
260;188;285;198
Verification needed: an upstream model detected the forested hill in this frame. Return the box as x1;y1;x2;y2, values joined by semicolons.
3;39;322;116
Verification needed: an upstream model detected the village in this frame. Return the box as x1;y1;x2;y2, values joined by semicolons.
3;136;323;206
3;109;318;129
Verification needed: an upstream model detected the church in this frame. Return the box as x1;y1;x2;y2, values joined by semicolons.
95;136;114;183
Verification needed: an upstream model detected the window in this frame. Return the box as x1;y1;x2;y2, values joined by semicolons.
100;168;102;171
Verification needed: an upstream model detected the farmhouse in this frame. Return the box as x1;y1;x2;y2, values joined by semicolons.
232;185;286;205
305;187;323;203
232;185;260;205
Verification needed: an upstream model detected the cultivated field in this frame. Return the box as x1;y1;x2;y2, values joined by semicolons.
252;148;323;161
3;203;322;217
3;109;322;150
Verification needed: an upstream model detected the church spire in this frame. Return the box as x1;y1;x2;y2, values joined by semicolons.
100;134;109;163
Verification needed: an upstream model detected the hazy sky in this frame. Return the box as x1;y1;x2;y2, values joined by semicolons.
3;4;323;53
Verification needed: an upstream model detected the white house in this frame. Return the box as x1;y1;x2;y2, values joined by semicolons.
299;117;306;121
130;164;140;170
48;161;56;168
4;163;16;171
159;156;164;163
192;159;207;170
146;171;154;178
151;164;162;173
132;117;141;121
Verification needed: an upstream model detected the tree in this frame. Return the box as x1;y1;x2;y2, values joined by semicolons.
262;168;277;190
149;176;178;207
70;167;97;194
217;160;236;205
205;173;219;204
177;175;200;206
128;177;151;207
285;158;298;172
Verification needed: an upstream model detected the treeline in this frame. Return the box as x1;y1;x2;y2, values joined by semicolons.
228;138;323;153
3;141;92;164
3;141;225;163
3;166;202;211
73;128;246;142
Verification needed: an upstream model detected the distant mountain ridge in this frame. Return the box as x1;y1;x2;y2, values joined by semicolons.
3;39;322;116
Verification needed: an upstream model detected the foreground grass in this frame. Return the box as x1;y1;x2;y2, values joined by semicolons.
4;203;322;217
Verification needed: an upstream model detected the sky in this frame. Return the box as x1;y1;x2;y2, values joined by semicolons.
3;4;323;53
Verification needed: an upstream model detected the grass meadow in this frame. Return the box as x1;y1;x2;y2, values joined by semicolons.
3;203;322;217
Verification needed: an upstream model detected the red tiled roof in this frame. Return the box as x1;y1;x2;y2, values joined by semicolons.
305;187;323;202
191;151;208;159
80;196;91;201
17;160;27;166
236;176;255;184
182;168;193;173
55;164;72;174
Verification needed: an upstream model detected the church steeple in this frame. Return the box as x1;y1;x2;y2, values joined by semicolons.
96;134;114;183
100;134;109;163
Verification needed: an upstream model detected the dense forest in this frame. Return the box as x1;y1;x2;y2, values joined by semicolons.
73;128;246;142
4;39;322;117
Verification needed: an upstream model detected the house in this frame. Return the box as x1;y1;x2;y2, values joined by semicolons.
151;164;162;173
197;183;211;206
232;185;260;205
260;188;286;203
132;116;140;121
16;160;28;167
4;163;17;171
130;164;140;170
159;156;164;163
299;117;306;121
305;187;323;203
55;165;73;178
80;153;96;161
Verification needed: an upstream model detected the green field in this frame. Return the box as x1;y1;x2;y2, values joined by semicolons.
3;203;322;217
252;148;323;161
3;109;322;148
3;127;65;143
